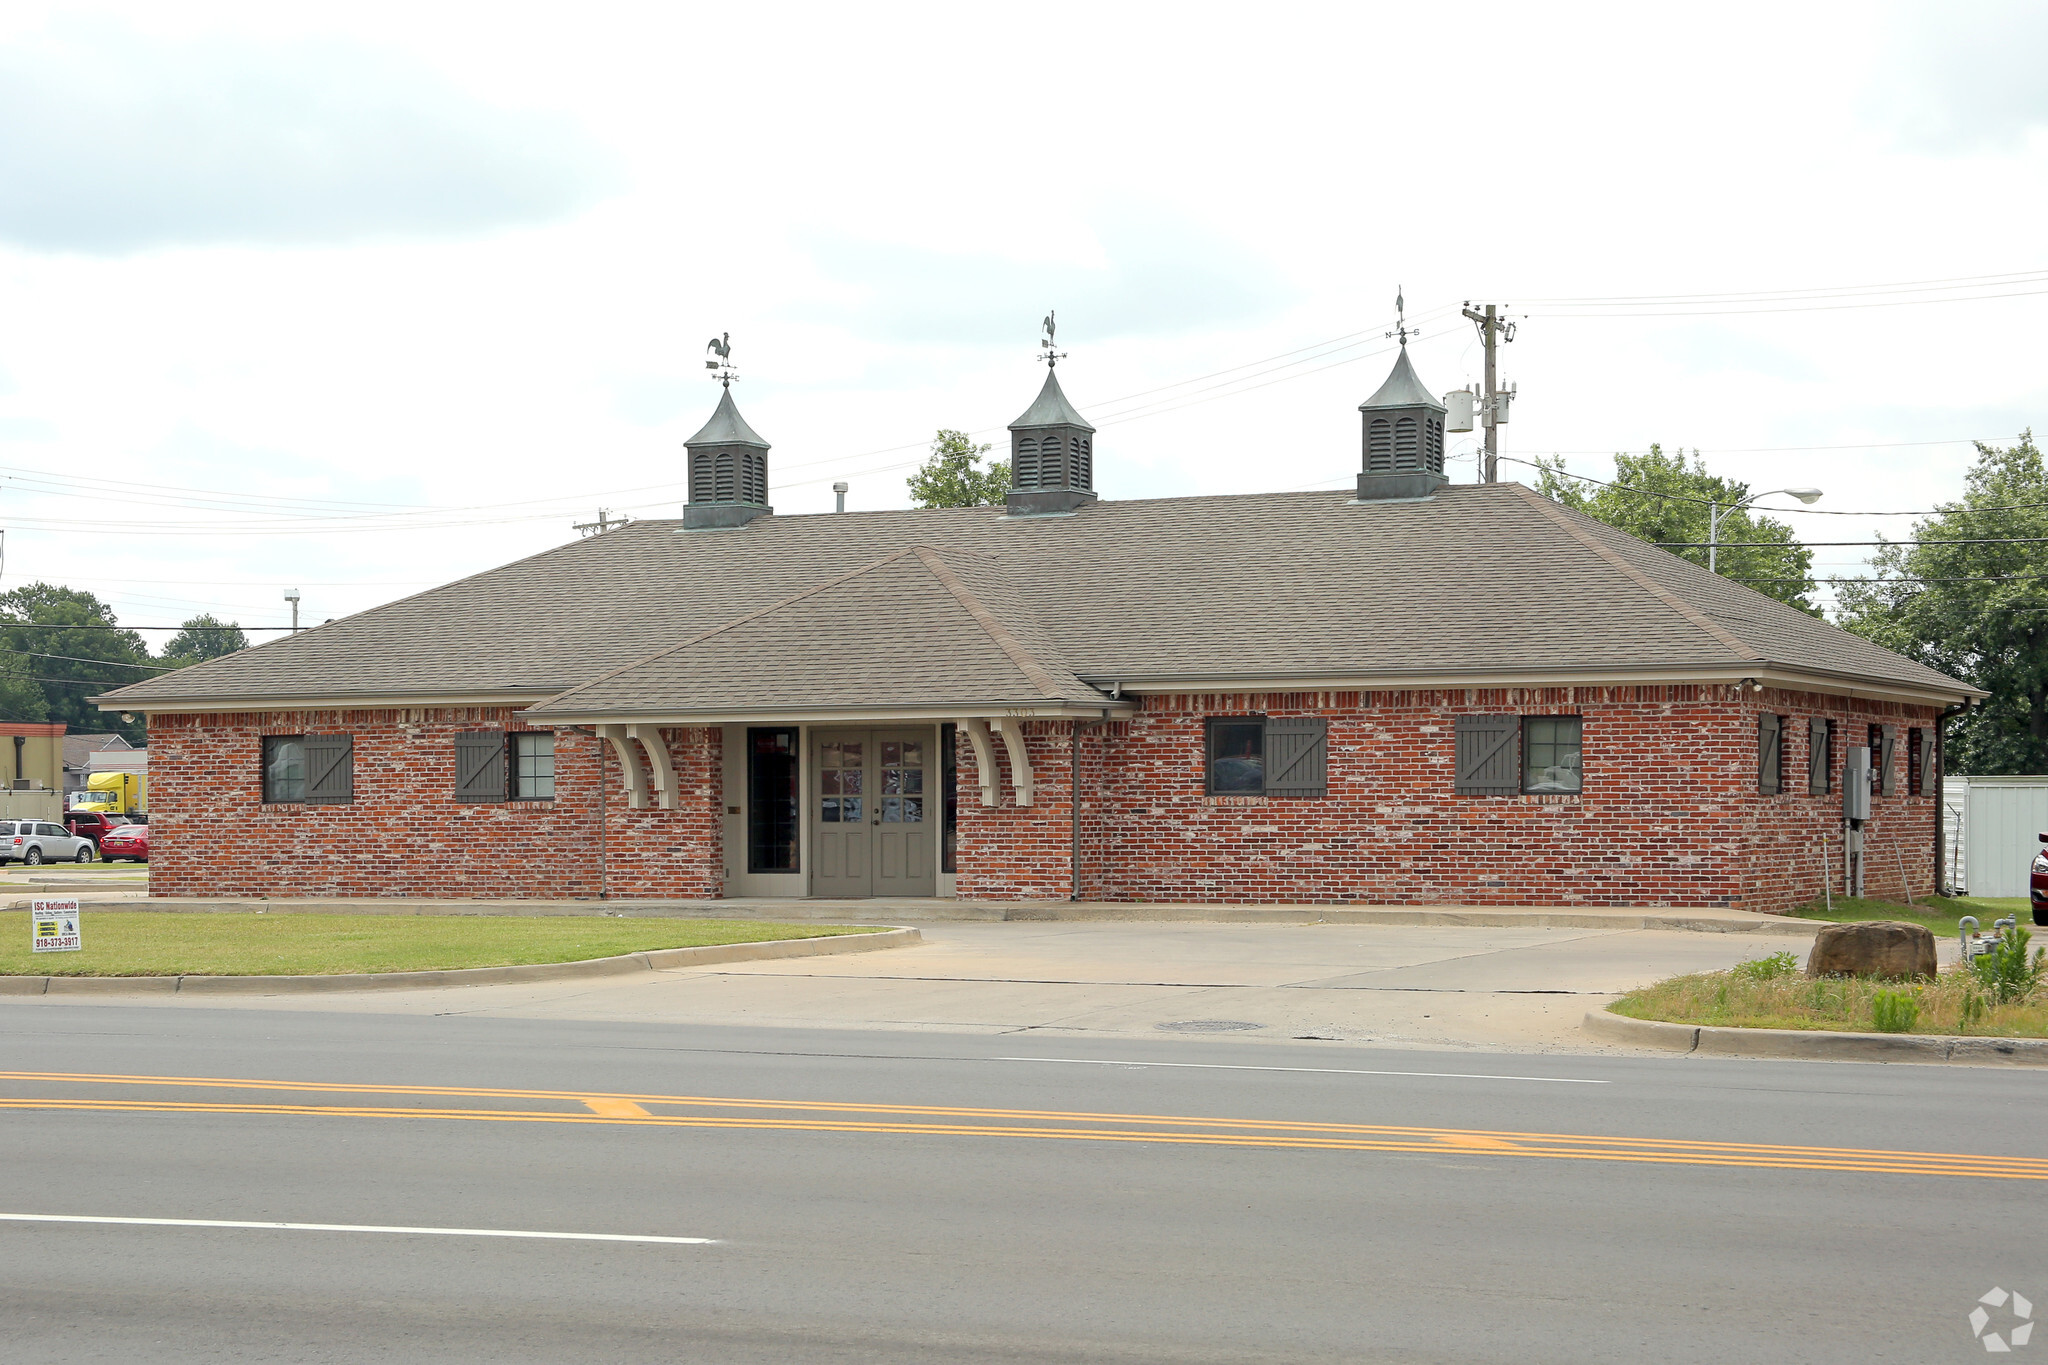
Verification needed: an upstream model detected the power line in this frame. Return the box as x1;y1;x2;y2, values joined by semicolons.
0;648;176;672
1504;453;2048;515
1657;539;2048;548
0;622;287;631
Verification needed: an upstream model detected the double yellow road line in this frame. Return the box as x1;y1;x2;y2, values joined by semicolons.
3;1069;2041;1180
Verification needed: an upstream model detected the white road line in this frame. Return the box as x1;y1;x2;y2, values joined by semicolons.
0;1214;717;1244
993;1057;1607;1084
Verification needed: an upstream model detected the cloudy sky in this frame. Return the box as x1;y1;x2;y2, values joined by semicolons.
0;1;2042;640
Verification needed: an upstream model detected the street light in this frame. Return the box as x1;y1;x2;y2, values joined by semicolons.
284;587;301;633
1708;487;1822;573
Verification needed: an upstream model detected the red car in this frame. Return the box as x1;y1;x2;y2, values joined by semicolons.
98;822;149;863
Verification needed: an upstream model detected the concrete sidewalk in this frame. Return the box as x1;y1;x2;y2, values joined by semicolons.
19;918;1811;1054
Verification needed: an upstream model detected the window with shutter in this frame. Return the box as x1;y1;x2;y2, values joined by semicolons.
262;735;307;804
1206;717;1266;794
303;735;354;805
1523;716;1582;793
454;731;507;802
1757;713;1782;795
1807;717;1832;795
1454;715;1520;795
1879;726;1898;798
1264;718;1328;799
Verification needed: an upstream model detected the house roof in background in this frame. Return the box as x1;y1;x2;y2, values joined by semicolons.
98;482;1981;713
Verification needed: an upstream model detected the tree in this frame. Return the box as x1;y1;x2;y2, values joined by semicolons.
0;652;49;723
1836;433;2048;774
0;584;153;743
908;429;1009;508
1533;445;1820;613
161;614;250;665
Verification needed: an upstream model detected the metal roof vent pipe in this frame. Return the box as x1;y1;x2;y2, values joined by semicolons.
833;481;848;513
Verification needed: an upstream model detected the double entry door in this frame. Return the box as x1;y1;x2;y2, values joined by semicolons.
811;728;935;898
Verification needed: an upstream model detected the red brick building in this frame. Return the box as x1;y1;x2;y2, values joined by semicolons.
102;350;1979;912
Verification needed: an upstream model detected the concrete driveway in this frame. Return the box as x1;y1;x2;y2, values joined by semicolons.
47;919;1814;1054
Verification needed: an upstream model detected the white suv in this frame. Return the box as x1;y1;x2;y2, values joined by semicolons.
0;820;93;865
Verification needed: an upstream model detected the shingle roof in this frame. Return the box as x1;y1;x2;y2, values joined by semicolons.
99;482;1978;711
526;545;1103;718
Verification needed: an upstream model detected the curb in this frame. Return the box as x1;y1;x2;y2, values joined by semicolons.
9;895;1820;935
0;926;920;997
1582;1008;2048;1066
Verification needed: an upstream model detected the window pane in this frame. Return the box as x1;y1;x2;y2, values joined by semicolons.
747;726;798;872
842;797;863;824
264;736;306;803
514;733;556;800
1207;720;1264;794
1524;717;1582;793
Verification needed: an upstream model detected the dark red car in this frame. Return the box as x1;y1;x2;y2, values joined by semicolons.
98;822;149;863
65;811;129;849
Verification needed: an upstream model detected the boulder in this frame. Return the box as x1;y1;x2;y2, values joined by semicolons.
1805;921;1937;981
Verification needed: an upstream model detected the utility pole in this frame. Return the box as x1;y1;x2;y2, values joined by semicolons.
573;509;631;538
1459;303;1516;482
283;587;301;633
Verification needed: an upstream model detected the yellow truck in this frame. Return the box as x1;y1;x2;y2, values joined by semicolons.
72;771;147;816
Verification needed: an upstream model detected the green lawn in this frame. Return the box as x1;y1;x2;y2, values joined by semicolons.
3;912;879;977
1610;957;2048;1038
1791;894;2031;942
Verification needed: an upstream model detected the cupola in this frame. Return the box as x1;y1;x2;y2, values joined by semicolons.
683;335;772;529
1354;346;1448;501
1005;311;1098;516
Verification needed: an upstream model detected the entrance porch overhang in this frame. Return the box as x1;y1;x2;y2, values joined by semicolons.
539;704;1132;813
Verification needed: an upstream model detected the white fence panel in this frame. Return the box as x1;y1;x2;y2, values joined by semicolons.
1962;778;2048;898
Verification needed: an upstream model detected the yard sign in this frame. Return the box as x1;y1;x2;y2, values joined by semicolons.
31;898;81;953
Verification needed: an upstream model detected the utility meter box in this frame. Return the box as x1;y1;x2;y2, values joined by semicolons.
1845;746;1872;821
1443;389;1476;433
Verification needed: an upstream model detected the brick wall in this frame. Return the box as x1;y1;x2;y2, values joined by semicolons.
1740;686;1940;910
147;708;720;899
950;686;1942;912
149;686;1941;911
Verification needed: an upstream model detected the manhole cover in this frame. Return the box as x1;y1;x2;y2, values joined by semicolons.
1155;1020;1265;1033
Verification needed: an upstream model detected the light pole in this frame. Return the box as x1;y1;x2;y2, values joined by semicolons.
1708;487;1822;573
284;587;301;633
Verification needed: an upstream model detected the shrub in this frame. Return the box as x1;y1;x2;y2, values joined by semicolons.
1970;924;2048;1006
1732;951;1800;982
1870;988;1920;1033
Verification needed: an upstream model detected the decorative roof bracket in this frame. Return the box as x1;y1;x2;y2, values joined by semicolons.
958;718;1000;808
990;716;1034;807
597;724;650;810
627;723;680;810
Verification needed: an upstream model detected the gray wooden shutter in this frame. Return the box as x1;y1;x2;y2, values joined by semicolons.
1264;718;1327;799
1879;725;1898;797
454;731;507;802
1757;714;1781;795
1807;717;1830;795
1455;715;1520;795
1918;727;1937;795
303;735;354;805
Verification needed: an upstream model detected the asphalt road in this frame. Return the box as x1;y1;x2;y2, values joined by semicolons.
1;1002;2042;1363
